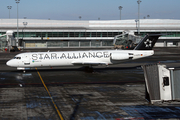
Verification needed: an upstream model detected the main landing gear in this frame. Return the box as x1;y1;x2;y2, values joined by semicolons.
84;66;94;72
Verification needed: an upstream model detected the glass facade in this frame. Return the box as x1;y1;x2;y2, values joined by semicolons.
25;41;46;48
102;40;113;46
0;32;6;35
24;40;114;48
47;41;62;47
2;31;180;38
69;41;79;47
0;37;7;50
135;32;180;37
80;41;90;47
47;41;68;47
2;31;178;48
91;40;101;47
14;32;122;38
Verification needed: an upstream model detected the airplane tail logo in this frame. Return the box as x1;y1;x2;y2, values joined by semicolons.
134;34;162;50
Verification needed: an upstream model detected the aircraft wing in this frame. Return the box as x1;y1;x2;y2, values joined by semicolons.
71;61;109;66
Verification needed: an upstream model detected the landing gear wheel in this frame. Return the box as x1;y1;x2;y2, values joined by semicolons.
84;66;94;72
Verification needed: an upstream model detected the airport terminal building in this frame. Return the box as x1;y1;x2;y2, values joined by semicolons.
0;19;180;49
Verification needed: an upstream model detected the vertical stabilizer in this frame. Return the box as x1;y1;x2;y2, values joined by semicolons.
134;34;162;50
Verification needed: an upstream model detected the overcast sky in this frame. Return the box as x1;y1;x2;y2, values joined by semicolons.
1;0;180;20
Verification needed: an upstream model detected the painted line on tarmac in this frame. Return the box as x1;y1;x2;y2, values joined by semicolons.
35;68;64;120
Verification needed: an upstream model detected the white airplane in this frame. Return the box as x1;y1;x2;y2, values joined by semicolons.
6;34;161;71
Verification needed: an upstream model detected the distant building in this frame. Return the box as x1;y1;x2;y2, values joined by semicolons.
0;19;180;48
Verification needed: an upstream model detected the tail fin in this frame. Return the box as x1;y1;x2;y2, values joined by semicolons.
134;34;162;50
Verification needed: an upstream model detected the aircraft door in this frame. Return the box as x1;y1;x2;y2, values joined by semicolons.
24;54;30;65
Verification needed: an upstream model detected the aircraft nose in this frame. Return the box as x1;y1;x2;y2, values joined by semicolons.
6;60;14;67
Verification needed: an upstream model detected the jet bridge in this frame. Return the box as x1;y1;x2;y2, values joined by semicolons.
0;30;17;52
142;64;180;104
113;31;142;49
0;35;7;51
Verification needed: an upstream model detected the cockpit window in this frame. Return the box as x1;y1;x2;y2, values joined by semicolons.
14;57;21;59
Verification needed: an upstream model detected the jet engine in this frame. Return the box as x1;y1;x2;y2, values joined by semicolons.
111;52;133;60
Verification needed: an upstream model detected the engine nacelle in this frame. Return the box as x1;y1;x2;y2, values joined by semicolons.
111;52;133;60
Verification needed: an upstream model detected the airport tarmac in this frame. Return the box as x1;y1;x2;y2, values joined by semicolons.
1;47;180;120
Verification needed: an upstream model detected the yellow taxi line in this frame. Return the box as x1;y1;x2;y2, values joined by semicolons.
35;68;64;120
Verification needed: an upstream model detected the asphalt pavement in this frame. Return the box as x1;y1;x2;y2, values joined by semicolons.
0;47;180;119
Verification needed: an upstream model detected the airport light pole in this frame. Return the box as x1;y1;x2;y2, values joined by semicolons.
7;6;12;19
147;15;150;19
23;22;28;38
15;0;20;47
23;22;28;27
137;0;141;35
118;6;123;20
135;19;138;33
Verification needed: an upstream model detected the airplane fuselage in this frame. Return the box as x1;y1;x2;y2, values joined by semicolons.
6;49;154;70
